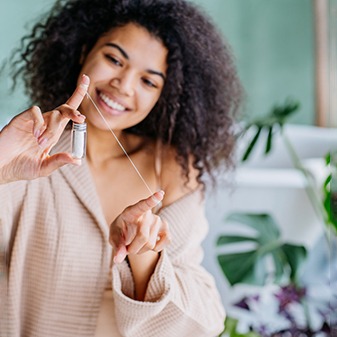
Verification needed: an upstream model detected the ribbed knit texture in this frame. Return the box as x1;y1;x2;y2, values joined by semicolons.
0;130;225;337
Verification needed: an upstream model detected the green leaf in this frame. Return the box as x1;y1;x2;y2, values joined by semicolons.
324;189;331;216
270;250;286;283
217;250;263;285
225;213;280;244
282;244;307;282
329;183;337;233
222;317;238;335
220;317;261;337
324;174;332;189
271;99;300;120
239;99;300;162
241;127;262;162
217;212;307;286
264;126;273;155
325;152;331;165
217;235;257;246
322;171;337;233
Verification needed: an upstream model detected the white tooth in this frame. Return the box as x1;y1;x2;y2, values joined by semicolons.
100;93;126;111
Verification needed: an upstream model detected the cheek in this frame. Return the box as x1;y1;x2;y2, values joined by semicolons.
144;91;162;111
132;96;159;125
80;60;110;81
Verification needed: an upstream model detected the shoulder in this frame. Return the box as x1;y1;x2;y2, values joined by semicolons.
159;145;200;208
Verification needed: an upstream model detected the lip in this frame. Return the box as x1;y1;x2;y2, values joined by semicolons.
95;89;131;116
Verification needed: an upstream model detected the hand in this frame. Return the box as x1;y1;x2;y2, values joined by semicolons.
0;75;90;184
110;191;170;264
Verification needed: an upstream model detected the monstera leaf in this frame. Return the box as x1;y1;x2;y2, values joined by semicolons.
217;213;306;286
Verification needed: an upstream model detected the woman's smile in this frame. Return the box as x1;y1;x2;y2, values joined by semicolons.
96;89;129;116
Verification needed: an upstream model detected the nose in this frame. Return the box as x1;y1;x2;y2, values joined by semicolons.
110;70;135;97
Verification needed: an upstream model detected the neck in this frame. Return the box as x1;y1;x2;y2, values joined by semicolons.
86;121;125;163
86;122;145;166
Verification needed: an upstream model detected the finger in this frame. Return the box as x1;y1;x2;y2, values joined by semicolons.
153;220;170;252
27;106;46;139
113;245;127;264
37;104;86;148
137;217;161;254
126;219;151;254
146;216;162;250
122;190;165;223
153;233;170;252
66;74;90;109
37;110;65;148
40;152;81;176
56;105;86;125
109;225;127;255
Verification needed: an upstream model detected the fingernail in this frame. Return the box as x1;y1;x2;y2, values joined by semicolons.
80;74;90;88
151;190;164;204
151;195;160;204
156;190;165;199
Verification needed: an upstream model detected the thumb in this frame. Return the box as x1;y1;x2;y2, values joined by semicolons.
40;153;81;176
122;190;165;223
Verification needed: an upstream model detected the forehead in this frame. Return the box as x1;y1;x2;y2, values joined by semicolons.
96;23;168;71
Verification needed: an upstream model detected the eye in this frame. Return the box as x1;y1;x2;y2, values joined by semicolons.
105;55;122;66
142;78;157;88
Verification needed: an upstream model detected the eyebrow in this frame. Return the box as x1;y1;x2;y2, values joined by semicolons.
105;42;166;81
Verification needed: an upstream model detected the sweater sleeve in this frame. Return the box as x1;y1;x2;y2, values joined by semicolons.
0;180;27;332
111;190;225;337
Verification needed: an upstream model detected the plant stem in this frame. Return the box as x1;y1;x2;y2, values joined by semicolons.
282;132;329;225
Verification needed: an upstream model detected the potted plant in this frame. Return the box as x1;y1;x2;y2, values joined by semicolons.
217;101;337;337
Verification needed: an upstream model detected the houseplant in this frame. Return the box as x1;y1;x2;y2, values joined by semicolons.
217;100;337;337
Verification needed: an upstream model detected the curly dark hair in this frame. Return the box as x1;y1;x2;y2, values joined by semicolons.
13;0;242;188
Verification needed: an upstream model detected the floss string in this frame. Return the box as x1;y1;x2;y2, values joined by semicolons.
85;92;154;195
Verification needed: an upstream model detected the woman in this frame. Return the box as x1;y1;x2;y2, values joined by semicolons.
0;0;242;336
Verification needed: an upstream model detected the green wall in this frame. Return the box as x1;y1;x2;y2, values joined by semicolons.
193;0;315;124
0;0;55;124
0;0;315;126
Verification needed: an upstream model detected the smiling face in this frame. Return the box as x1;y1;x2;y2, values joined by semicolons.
78;23;168;132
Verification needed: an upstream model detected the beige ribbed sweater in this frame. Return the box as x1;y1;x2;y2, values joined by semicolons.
0;131;225;337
